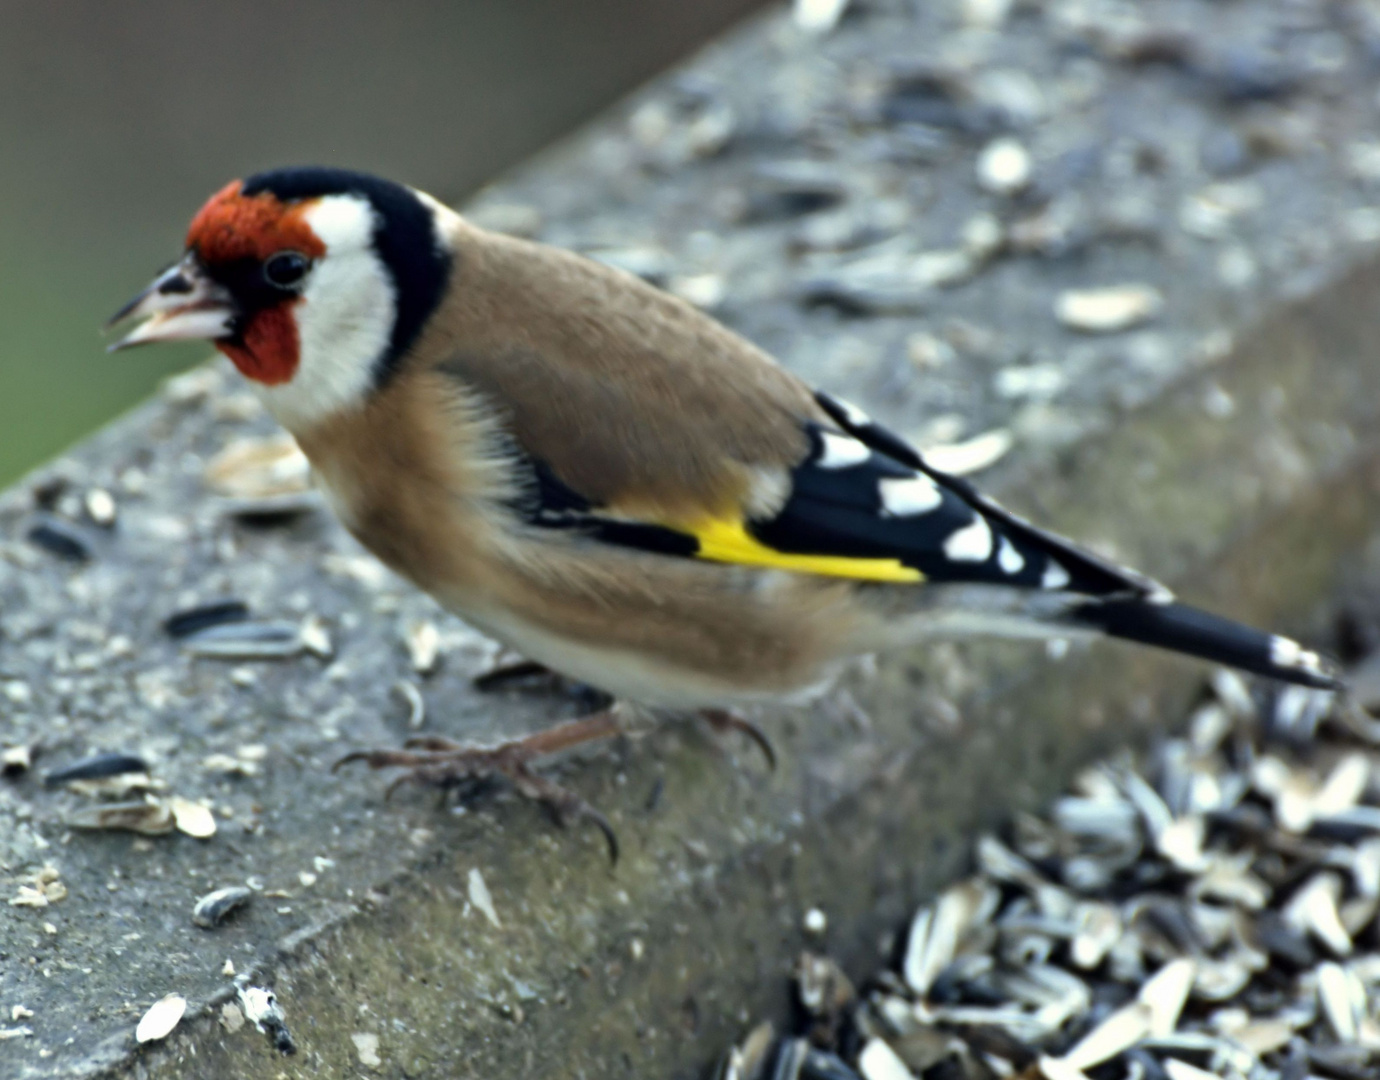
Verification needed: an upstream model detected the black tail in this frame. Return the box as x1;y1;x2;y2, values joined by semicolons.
1074;599;1340;690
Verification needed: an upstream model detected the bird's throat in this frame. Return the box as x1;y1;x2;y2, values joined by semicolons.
217;305;300;386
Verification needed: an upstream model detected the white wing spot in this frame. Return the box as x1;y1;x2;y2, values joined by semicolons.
835;398;872;428
879;475;942;516
817;432;871;469
943;516;993;562
1041;560;1071;590
998;537;1025;575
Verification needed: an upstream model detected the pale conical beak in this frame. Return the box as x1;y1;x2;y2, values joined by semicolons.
106;255;237;351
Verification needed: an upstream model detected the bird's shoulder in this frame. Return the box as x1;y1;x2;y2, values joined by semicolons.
407;216;824;519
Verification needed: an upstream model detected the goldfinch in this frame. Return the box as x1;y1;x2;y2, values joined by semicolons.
109;167;1339;854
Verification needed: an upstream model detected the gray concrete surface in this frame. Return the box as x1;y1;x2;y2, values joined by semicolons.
4;0;1380;1077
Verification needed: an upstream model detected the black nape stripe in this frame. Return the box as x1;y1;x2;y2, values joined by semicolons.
242;166;452;386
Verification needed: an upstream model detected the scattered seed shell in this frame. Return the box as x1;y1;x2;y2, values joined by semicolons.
170;796;217;839
84;488;117;526
181;620;305;660
193;886;253;928
2;745;33;775
920;429;1013;476
406;619;441;674
720;649;1380;1078
237;985;295;1055
67;798;175;835
976;137;1032;195
26;518;91;562
793;0;850;34
1055;285;1163;333
135;994;186;1043
468;867;501;928
204;434;310;498
45;752;150;788
164;600;250;639
857;1038;916;1080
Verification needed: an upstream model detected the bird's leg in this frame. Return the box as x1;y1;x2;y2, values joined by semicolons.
699;708;777;771
334;709;623;862
471;658;553;691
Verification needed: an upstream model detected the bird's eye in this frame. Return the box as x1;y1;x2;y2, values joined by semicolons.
263;251;312;290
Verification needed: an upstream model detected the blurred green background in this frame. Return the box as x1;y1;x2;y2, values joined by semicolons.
0;0;761;488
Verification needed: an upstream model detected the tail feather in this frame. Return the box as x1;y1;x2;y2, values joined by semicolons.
1073;598;1340;690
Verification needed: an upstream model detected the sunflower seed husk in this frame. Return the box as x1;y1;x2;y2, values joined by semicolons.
193;886;253;928
135;993;186;1043
802;1048;862;1080
406;620;441;674
237;984;296;1055
170;796;217;839
903;879;999;996
1140;959;1196;1036
204;434;310;498
720;656;1380;1079
44;752;149;788
164;600;250;639
181;620;306;660
26;518;91;562
1283;873;1352;956
67;798;175;835
1316;962;1364;1044
1060;1001;1153;1069
1069;901;1121;969
2;745;32;775
856;1038;916;1080
729;1021;776;1080
1160;1058;1218;1080
773;1037;810;1080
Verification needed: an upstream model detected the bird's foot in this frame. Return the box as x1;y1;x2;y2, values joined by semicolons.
334;710;623;862
699;708;777;771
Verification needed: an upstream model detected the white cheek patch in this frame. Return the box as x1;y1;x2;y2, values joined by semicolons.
253;194;396;432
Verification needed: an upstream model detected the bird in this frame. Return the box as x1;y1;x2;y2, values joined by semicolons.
108;166;1341;858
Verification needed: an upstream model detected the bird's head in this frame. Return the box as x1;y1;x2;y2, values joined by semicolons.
109;167;452;429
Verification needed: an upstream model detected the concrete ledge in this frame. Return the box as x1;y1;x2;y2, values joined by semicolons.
4;1;1380;1077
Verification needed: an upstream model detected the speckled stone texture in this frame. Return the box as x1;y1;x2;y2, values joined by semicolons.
4;1;1380;1077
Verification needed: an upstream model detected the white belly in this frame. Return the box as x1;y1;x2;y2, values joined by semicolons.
456;603;832;710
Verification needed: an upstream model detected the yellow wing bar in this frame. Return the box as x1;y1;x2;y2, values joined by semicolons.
687;518;923;583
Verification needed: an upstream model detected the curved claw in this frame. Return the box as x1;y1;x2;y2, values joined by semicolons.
584;807;620;866
329;711;622;864
331;750;372;774
733;718;777;772
700;710;777;771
